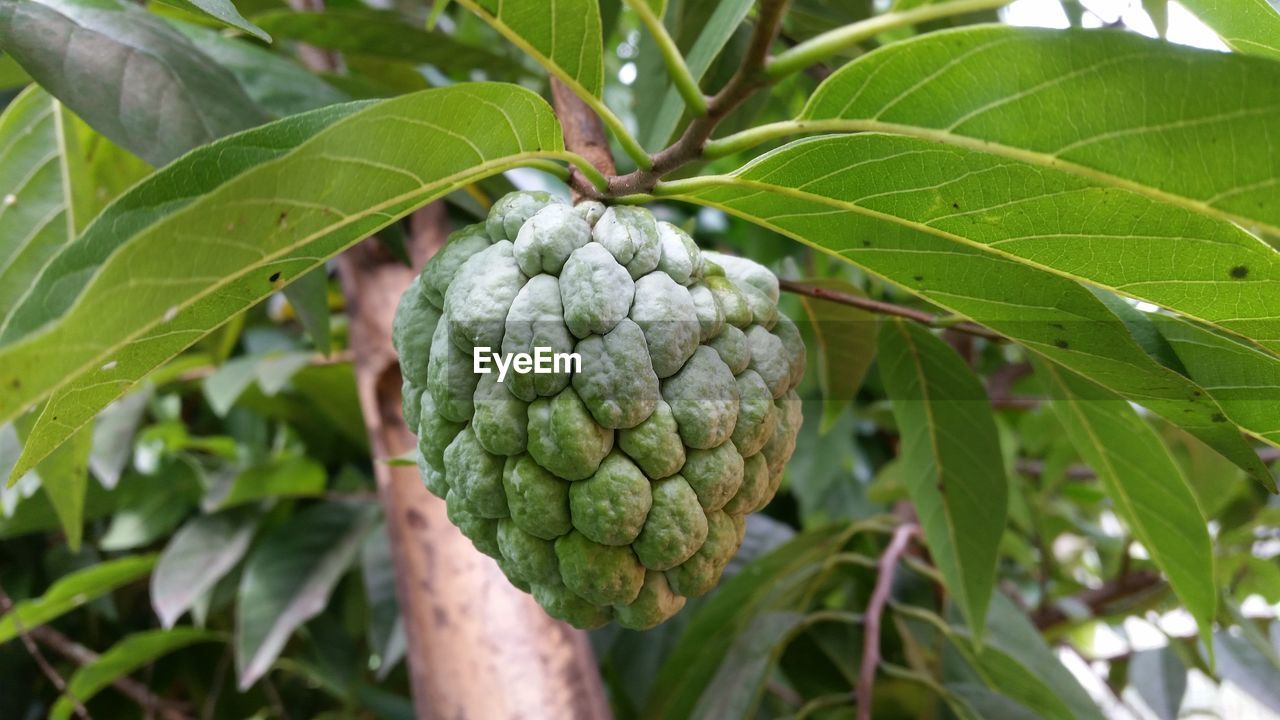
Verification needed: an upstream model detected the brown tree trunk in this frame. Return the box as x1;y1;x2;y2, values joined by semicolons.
337;205;611;719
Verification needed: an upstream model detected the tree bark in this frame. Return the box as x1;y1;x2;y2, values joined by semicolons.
337;205;610;719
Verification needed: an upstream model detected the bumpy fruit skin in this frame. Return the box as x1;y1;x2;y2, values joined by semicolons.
394;192;804;630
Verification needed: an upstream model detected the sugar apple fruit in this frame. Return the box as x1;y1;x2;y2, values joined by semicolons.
393;192;805;630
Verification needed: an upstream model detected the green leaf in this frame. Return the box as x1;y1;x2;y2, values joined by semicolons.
877;319;1006;637
454;0;603;96
151;507;261;628
1215;628;1280;711
0;0;269;166
236;501;377;689
155;0;271;41
208;455;327;510
0;554;155;643
282;269;332;353
1035;360;1216;648
361;521;406;680
14;410;91;549
87;388;151;490
1178;0;1280;60
899;596;1104;720
98;458;201;551
174;21;349;118
793;279;878;432
798;26;1280;261
647;523;861;719
692;611;809;719
641;0;752;150
250;9;512;75
662;142;1275;491
0;86;147;336
0;53;31;89
0;83;567;479
1128;647;1186;720
48;627;220;720
1153;315;1280;446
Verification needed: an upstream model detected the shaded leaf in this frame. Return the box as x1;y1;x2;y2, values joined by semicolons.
692;611;807;719
1129;647;1186;720
87;388;151;490
151;507;260;628
647;523;860;719
361;520;406;679
206;455;326;510
49;627;220;720
14;410;91;549
235;501;377;688
0;83;567;479
794;278;878;432
1215;629;1280;712
175;21;348;117
1036;359;1216;649
0;0;268;166
282;268;332;354
98;459;201;551
156;0;271;41
0;554;155;642
251;9;511;76
878;319;1006;637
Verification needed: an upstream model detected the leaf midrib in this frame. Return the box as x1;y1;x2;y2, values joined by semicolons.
752;118;1280;244
3;150;567;426
668;171;1280;358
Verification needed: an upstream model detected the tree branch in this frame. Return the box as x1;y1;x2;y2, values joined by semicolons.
550;79;615;201
607;0;791;196
779;279;1006;342
857;523;918;720
0;587;192;720
1030;570;1164;631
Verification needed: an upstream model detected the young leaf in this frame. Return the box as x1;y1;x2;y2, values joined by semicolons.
1036;360;1216;650
793;278;878;432
48;627;220;720
235;501;378;689
661;144;1274;491
797;27;1280;251
1178;0;1280;60
152;507;261;629
877;319;1006;637
0;554;155;642
155;0;272;42
0;0;269;167
0;83;568;479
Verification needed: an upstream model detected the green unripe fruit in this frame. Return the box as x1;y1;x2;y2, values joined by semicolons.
395;194;805;628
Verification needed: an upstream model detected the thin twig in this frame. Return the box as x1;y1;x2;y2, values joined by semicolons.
607;0;791;196
1016;446;1280;482
779;279;1006;342
1030;569;1164;631
0;590;89;719
0;587;191;720
857;523;918;720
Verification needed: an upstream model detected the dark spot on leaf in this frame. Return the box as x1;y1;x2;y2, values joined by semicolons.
278;212;289;227
1212;413;1227;423
9;379;18;389
1229;265;1248;279
269;272;281;282
1054;339;1070;349
1192;390;1202;397
936;482;945;494
913;275;924;282
951;202;960;209
1050;323;1065;330
862;240;871;247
